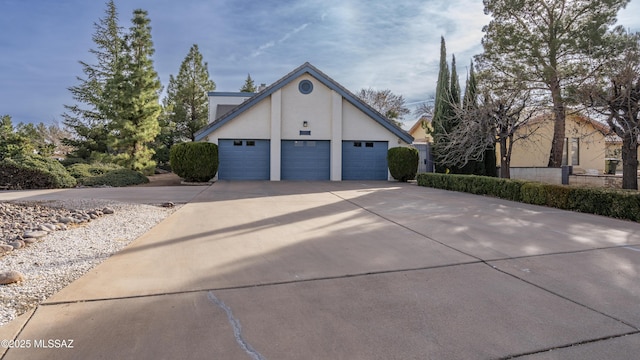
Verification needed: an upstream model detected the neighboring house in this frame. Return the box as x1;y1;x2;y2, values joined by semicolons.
509;113;610;173
407;117;434;173
408;116;432;143
194;62;414;181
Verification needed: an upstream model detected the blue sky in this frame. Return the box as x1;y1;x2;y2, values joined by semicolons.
1;0;639;129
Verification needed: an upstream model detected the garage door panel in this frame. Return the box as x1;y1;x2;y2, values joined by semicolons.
281;140;330;180
218;139;270;180
342;141;388;180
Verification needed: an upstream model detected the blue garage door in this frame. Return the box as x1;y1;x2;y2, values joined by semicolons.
281;140;330;180
342;141;388;180
218;139;270;180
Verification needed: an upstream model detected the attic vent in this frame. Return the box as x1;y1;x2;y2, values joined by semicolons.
298;80;313;94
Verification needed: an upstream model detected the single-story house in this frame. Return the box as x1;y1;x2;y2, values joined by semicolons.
194;62;414;181
408;116;432;143
508;113;611;173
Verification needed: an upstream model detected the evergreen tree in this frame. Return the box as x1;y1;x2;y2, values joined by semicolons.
103;9;161;174
431;37;449;173
63;0;124;160
164;44;215;142
240;73;256;92
0;115;32;159
431;37;455;173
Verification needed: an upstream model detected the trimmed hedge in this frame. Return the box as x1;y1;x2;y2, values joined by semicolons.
170;142;219;182
0;155;77;189
387;147;419;182
417;173;640;222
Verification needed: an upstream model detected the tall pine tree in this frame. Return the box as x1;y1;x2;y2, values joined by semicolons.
240;73;256;92
63;0;124;160
164;44;215;142
104;9;161;174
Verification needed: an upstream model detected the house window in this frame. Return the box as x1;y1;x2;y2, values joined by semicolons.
233;140;243;146
562;138;568;166
365;142;374;148
246;140;256;146
571;138;580;165
353;142;362;147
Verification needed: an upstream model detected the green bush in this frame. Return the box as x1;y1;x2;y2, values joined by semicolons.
387;147;419;182
59;157;87;167
0;155;77;189
66;162;123;179
417;173;640;222
170;142;218;182
77;168;149;187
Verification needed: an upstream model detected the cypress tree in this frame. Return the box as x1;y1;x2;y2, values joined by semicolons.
104;9;161;174
432;37;451;173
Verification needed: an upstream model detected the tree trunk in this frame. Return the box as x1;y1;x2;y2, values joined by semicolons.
621;133;638;190
499;137;510;179
547;77;565;168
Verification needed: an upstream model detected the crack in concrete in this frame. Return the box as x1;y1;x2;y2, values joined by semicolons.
497;331;640;359
207;291;266;360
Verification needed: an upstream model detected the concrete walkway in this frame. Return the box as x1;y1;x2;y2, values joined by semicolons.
1;181;639;359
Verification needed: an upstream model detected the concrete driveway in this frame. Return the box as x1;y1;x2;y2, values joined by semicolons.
1;181;640;359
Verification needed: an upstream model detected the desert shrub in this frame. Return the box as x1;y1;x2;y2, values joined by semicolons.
387;147;419;182
0;155;77;189
59;157;87;167
170;142;218;182
77;168;148;187
67;162;123;179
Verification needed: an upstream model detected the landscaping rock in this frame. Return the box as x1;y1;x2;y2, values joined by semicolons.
0;244;13;254
23;231;49;239
102;207;115;215
0;271;24;285
9;240;25;250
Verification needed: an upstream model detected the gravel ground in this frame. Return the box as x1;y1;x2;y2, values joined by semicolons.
0;199;179;327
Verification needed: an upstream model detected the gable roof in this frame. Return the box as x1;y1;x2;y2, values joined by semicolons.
409;116;431;135
194;62;414;143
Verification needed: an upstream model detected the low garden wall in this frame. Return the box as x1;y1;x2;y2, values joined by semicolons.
509;167;563;184
569;174;624;189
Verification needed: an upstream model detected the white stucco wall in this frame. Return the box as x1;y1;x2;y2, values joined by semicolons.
342;100;407;146
280;74;333;140
208;93;252;122
205;98;271;142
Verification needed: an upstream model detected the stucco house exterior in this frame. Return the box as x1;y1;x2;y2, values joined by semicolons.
509;113;610;173
194;62;414;181
408;117;432;143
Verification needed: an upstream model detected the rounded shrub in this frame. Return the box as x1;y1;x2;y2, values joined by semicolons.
387;147;419;182
0;155;77;189
170;142;219;182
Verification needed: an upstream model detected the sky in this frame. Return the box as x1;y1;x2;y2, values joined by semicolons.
1;0;639;130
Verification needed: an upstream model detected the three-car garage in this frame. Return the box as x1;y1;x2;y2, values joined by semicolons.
218;139;389;181
194;63;414;181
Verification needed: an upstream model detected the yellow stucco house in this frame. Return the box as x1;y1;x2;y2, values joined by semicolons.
509;113;611;173
408;117;432;143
